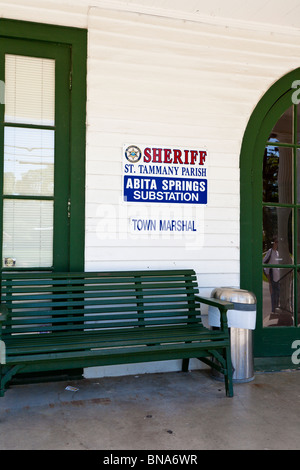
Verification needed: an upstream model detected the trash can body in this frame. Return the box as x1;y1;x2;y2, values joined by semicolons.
230;327;253;383
208;287;256;383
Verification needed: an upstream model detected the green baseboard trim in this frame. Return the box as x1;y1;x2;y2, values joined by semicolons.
254;356;300;372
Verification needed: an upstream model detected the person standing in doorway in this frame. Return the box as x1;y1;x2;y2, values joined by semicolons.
263;237;280;314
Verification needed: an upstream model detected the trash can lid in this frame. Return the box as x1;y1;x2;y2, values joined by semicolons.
211;287;256;305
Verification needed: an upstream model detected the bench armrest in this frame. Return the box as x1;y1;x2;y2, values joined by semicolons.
194;295;234;331
195;295;234;310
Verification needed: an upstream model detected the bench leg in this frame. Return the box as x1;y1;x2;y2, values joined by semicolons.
0;364;23;397
182;358;190;372
224;346;234;397
0;366;5;397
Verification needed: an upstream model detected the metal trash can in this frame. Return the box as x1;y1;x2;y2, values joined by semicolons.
208;287;257;383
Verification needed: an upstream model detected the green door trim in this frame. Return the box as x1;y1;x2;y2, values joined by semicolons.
0;18;87;272
240;68;300;358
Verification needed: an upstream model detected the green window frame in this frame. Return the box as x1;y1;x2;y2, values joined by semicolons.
0;19;87;272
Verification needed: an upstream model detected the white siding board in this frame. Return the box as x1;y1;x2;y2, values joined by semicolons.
209;167;239;181
87;175;120;190
89;37;299;76
86;132;243;155
86;160;121;176
205;219;239;233
89;9;300;56
86;145;122;162
85;245;239;261
85;231;239;247
86;119;241;144
88;56;272;87
208;194;239;208
87;103;253;132
88;12;300;72
85;258;240;273
86;189;119;204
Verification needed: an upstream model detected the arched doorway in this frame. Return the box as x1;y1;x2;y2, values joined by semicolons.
240;69;300;361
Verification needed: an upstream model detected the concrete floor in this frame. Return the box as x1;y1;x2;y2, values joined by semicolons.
0;368;300;450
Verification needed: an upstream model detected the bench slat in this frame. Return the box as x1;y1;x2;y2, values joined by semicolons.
4;309;200;325
2;280;198;292
2;302;199;319
7;339;230;365
4;319;201;335
2;288;199;304
2;269;196;279
6;327;228;356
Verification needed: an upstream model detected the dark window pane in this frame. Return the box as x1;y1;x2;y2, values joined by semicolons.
297;149;300;203
268;106;293;143
263;146;293;203
297;209;300;264
263;206;293;264
297;270;300;327
263;268;294;327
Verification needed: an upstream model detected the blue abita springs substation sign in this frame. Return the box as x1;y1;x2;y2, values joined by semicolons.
123;144;208;205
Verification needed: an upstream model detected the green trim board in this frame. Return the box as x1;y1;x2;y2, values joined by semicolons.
240;68;300;357
254;356;300;372
0;19;87;272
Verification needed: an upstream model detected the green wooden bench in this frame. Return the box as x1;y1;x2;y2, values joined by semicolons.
0;269;234;397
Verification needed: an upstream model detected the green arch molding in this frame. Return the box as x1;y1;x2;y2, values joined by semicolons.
240;68;300;358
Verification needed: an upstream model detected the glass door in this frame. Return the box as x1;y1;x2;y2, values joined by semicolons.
257;93;300;356
0;39;71;271
262;101;300;331
262;105;296;328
